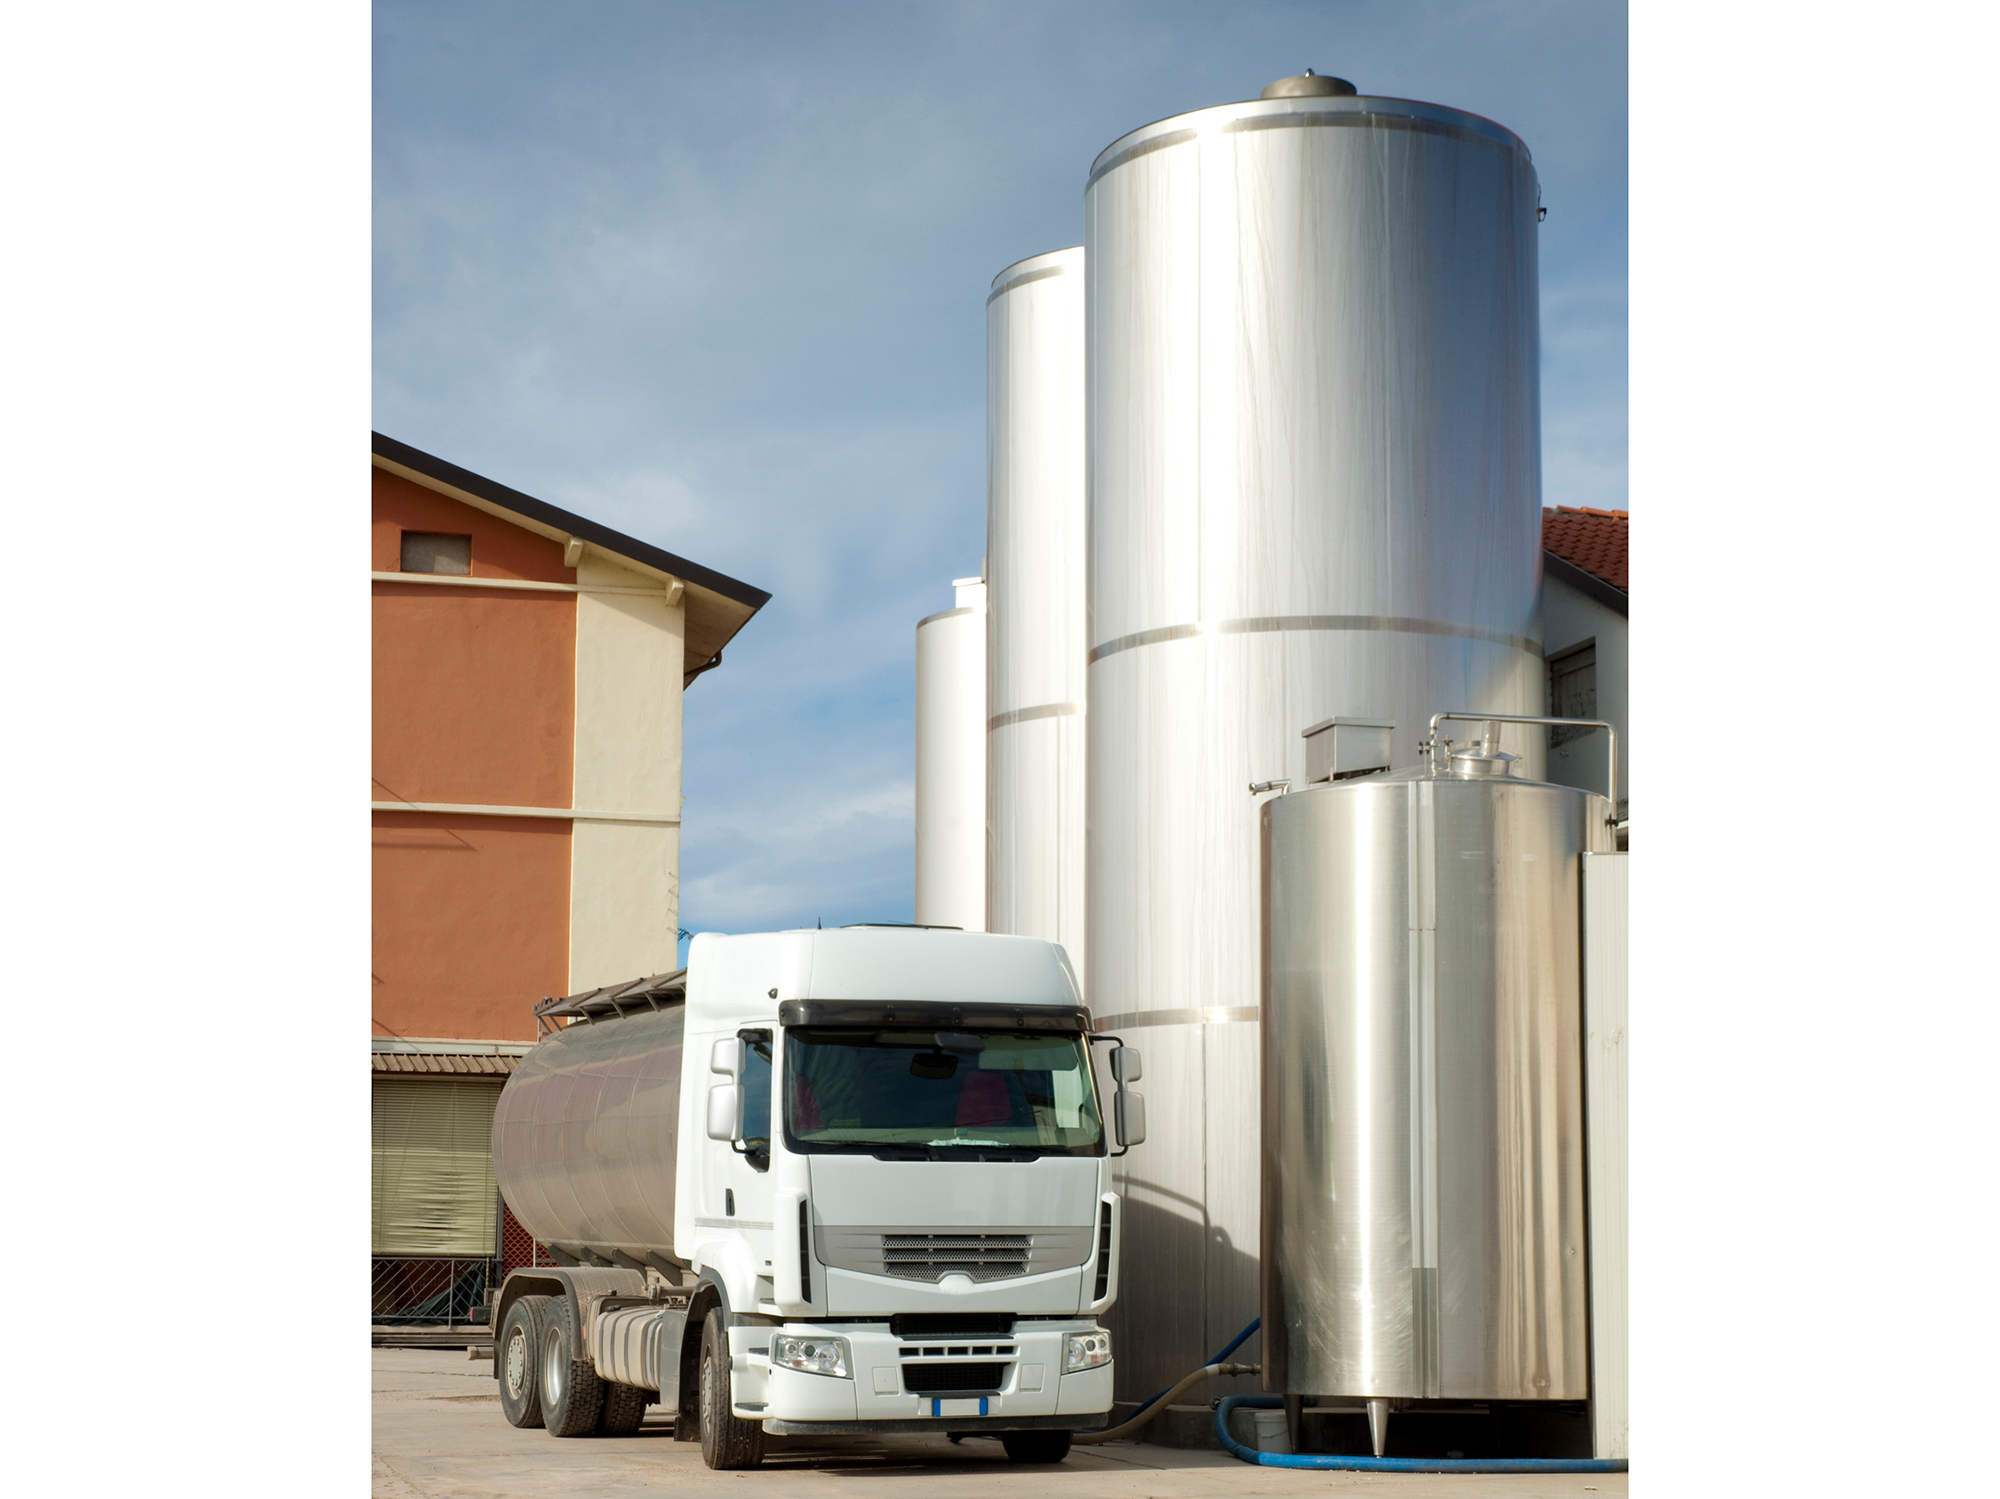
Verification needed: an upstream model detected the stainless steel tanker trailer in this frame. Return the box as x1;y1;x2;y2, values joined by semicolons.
488;925;1146;1470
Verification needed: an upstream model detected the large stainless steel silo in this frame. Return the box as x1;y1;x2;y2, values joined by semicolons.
915;576;988;931
1085;74;1548;1399
985;247;1087;981
1259;736;1614;1449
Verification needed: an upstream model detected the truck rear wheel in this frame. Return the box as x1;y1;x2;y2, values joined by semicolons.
1001;1430;1073;1463
497;1296;548;1429
537;1295;606;1437
597;1381;650;1436
698;1312;765;1469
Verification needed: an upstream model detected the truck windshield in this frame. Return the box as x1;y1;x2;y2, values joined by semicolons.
783;1028;1104;1157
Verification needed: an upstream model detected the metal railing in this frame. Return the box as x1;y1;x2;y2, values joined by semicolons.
370;1255;497;1330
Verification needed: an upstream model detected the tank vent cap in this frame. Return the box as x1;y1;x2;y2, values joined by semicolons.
1261;70;1357;100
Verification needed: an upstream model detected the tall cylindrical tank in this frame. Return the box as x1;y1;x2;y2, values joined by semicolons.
1085;79;1547;1398
915;576;987;930
985;247;1086;981
1259;754;1612;1403
492;1005;686;1266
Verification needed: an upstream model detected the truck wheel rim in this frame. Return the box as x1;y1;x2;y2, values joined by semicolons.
505;1328;528;1398
543;1330;564;1403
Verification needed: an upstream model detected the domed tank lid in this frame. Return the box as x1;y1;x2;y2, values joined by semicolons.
1261;69;1357;100
1446;724;1518;779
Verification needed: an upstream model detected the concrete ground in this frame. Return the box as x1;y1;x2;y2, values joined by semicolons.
374;1349;1627;1499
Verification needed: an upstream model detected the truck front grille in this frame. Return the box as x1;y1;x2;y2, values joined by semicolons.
903;1361;1008;1395
882;1234;1030;1282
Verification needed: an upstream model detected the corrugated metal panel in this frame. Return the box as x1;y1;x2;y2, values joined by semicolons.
372;1077;504;1254
371;1053;519;1076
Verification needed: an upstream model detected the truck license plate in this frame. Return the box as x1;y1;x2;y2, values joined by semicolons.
926;1397;989;1418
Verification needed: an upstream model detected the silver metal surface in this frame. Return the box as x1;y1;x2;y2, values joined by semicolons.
986;246;1087;981
1258;767;1610;1403
916;579;988;931
1086;85;1545;1400
491;1006;686;1266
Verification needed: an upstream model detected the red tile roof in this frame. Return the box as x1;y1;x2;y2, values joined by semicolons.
1542;506;1627;592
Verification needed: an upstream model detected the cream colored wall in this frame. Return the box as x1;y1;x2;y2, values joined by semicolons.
569;549;685;990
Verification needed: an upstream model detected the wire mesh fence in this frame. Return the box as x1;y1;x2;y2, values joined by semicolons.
371;1255;497;1329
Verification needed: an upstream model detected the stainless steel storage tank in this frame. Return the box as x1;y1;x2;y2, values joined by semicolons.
915;576;987;931
985;247;1087;980
1258;745;1613;1419
492;999;686;1268
1085;75;1547;1398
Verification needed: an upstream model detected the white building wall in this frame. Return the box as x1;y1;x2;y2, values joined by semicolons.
1541;573;1629;819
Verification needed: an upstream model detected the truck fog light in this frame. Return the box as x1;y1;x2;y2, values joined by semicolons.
1062;1330;1111;1373
770;1334;851;1378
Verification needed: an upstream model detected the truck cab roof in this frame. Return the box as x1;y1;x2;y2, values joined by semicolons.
685;928;1082;1035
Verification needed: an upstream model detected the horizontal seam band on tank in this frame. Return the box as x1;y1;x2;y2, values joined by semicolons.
693;1217;773;1230
370;800;681;825
986;701;1085;733
1085;616;1542;665
369;570;678;598
986;262;1073;305
1086;109;1525;189
1093;1006;1259;1031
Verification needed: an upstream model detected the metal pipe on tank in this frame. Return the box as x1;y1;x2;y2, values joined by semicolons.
985;247;1086;979
1085;76;1547;1402
1426;711;1618;814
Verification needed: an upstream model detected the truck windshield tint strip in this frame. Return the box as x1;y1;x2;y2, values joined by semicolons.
783;1028;1105;1156
778;1000;1089;1032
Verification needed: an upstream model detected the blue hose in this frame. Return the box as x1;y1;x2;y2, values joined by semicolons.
1124;1317;1261;1424
1214;1396;1630;1474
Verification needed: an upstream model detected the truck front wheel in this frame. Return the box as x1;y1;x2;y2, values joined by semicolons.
497;1296;547;1429
1001;1430;1073;1463
697;1313;765;1469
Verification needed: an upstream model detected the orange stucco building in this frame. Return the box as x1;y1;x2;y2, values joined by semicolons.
370;434;767;1310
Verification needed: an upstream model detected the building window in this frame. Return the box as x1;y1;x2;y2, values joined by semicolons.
1547;640;1597;751
400;531;471;575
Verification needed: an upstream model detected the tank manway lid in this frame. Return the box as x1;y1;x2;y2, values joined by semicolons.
1261;70;1357;99
534;968;687;1030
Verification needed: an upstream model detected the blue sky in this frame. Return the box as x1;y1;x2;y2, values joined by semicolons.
372;0;1627;950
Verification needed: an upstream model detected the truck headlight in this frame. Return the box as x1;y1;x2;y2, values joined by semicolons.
770;1334;851;1379
1062;1330;1111;1373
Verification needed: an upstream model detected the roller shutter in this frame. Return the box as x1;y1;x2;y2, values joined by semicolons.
371;1077;503;1254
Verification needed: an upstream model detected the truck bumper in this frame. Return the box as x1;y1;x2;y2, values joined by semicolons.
765;1411;1102;1436
739;1321;1115;1430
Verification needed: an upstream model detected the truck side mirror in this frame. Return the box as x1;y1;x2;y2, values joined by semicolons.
1111;1046;1146;1147
1115;1087;1147;1148
706;1082;742;1142
711;1038;743;1077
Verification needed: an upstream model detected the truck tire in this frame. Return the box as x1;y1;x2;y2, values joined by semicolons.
1001;1430;1073;1463
698;1312;765;1469
597;1381;650;1436
537;1295;606;1437
497;1296;548;1429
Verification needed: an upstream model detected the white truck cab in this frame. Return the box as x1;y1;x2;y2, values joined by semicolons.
680;927;1133;1459
492;924;1144;1469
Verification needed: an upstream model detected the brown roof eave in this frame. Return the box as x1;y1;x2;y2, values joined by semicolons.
371;433;772;680
1544;551;1628;619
